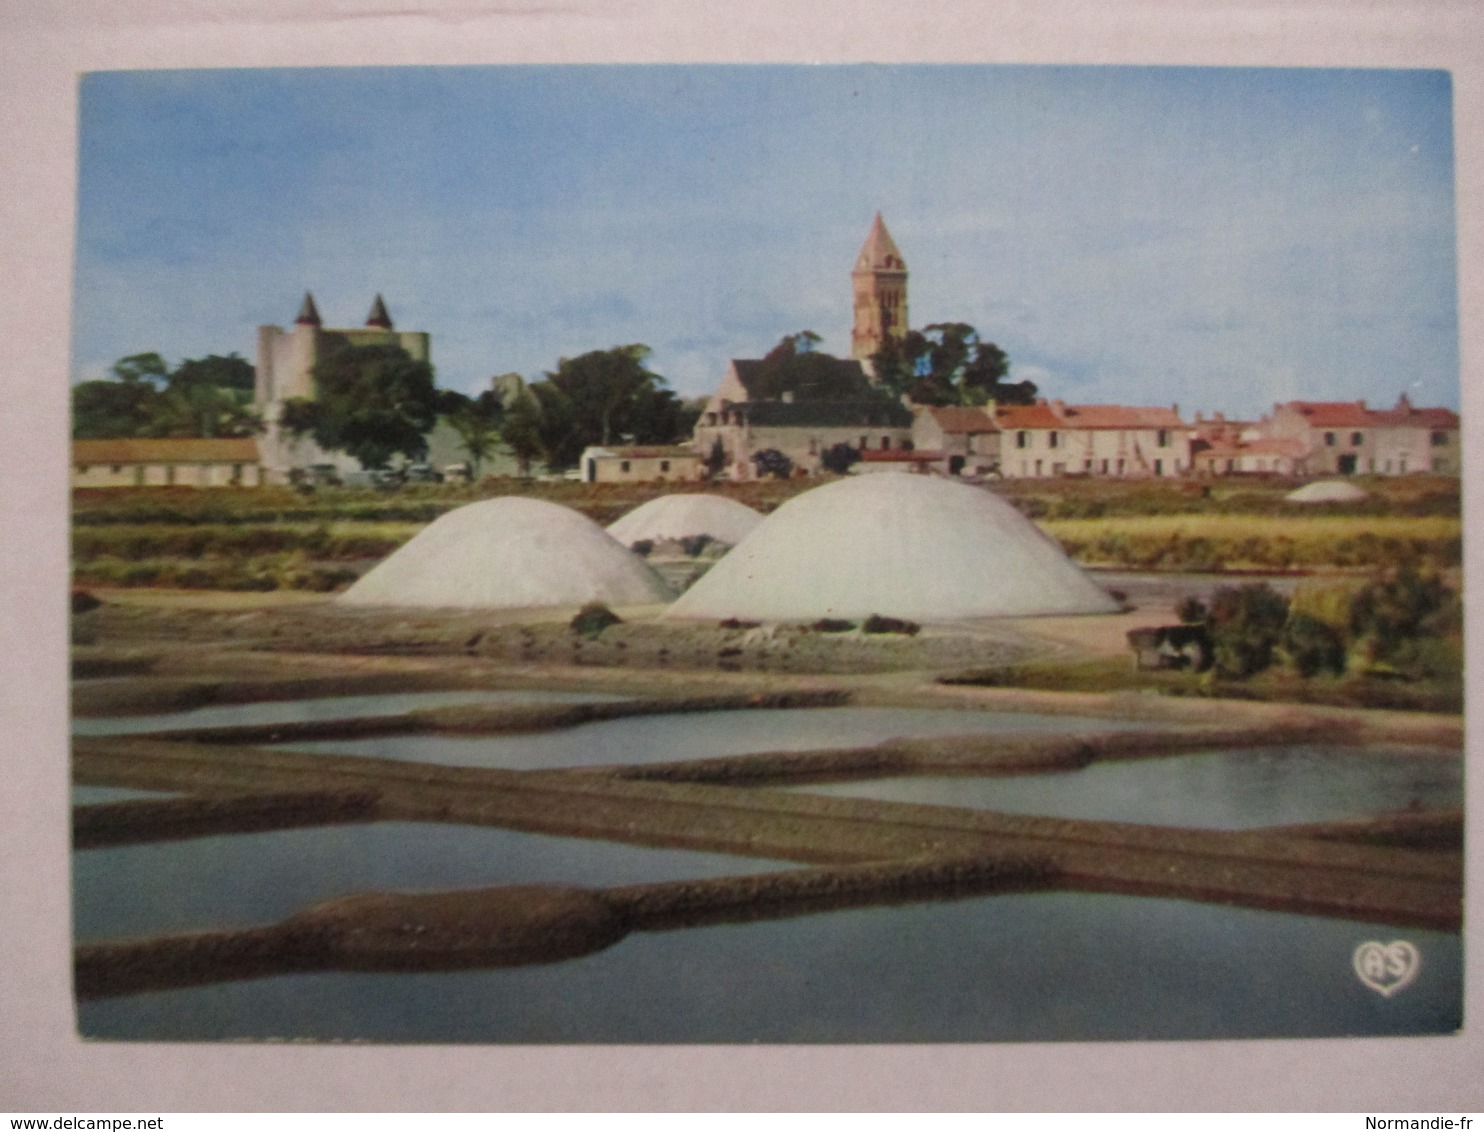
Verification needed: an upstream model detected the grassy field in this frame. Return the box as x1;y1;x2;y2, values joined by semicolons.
71;474;1463;591
1042;514;1462;571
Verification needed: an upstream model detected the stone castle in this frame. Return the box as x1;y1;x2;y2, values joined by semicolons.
254;293;430;479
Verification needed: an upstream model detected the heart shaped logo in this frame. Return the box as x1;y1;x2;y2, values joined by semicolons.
1353;940;1421;997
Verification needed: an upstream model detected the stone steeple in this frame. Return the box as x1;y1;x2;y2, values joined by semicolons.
850;213;908;363
295;292;322;327
365;293;393;330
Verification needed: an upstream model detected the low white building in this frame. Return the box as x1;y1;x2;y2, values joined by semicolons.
73;438;265;488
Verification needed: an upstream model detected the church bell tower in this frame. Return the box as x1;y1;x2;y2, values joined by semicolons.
850;212;909;363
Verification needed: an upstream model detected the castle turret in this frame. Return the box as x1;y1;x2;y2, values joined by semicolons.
366;293;393;330
850;212;909;364
295;292;322;327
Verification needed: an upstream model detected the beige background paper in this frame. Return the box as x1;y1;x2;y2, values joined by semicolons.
2;0;1480;1110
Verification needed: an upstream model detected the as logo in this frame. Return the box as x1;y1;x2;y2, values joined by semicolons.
1352;940;1420;997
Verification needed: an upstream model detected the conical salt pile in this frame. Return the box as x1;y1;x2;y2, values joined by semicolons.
1286;480;1369;503
340;498;674;608
666;474;1117;622
607;494;763;548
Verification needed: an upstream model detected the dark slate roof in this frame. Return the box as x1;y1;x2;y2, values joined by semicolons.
731;356;873;401
736;398;914;429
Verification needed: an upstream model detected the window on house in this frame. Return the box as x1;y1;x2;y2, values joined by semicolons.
1100;459;1109;474
110;464;122;473
1048;431;1059;449
620;460;630;473
1431;431;1447;447
77;465;89;474
1154;458;1163;475
1157;430;1169;447
1016;431;1028;449
860;436;869;450
1324;432;1336;446
1034;459;1043;476
1351;432;1363;446
660;460;670;472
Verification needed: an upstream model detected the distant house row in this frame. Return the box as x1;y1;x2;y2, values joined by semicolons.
72;388;1460;490
582;352;1461;483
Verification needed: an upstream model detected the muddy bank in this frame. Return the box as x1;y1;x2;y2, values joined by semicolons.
83;597;1041;676
113;689;850;745
76;855;1054;1000
584;721;1343;786
73;789;381;848
73;734;1461;930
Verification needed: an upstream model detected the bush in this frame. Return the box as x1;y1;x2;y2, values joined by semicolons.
819;443;861;475
571;602;622;639
1281;612;1347;677
861;614;921;636
810;618;856;633
1206;583;1289;679
1175;596;1208;624
1349;567;1460;679
750;448;794;480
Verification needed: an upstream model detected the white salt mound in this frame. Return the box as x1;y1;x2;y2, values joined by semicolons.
666;474;1118;622
606;494;763;548
1286;480;1370;504
340;498;674;608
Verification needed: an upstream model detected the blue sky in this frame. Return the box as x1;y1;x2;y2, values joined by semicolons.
72;64;1458;418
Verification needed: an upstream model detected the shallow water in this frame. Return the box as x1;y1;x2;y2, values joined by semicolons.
790;745;1462;829
72;689;628;736
287;706;1147;770
74;821;795;943
77;889;1461;1042
72;785;177;805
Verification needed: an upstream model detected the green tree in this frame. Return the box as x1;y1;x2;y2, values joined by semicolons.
284;342;438;469
530;345;685;469
499;390;547;476
750;332;869;401
871;323;1034;406
437;388;505;477
73;351;258;439
73;376;164;438
154;355;259;438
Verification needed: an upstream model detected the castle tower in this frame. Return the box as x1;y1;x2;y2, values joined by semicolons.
254;293;430;481
850;212;908;363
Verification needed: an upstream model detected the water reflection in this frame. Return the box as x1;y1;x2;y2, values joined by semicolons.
77;890;1461;1042
73;689;629;736
790;746;1462;829
74;821;795;942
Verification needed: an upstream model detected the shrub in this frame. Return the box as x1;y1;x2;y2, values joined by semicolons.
679;534;715;558
819;443;861;475
861;614;921;636
1281;612;1347;677
630;539;654;558
1349;567;1460;679
750;448;794;480
810;618;856;633
1206;583;1289;678
571;602;622;639
1175;596;1208;624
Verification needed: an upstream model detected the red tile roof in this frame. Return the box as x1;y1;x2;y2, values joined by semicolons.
993;403;1063;429
1279;401;1373;428
73;438;261;465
